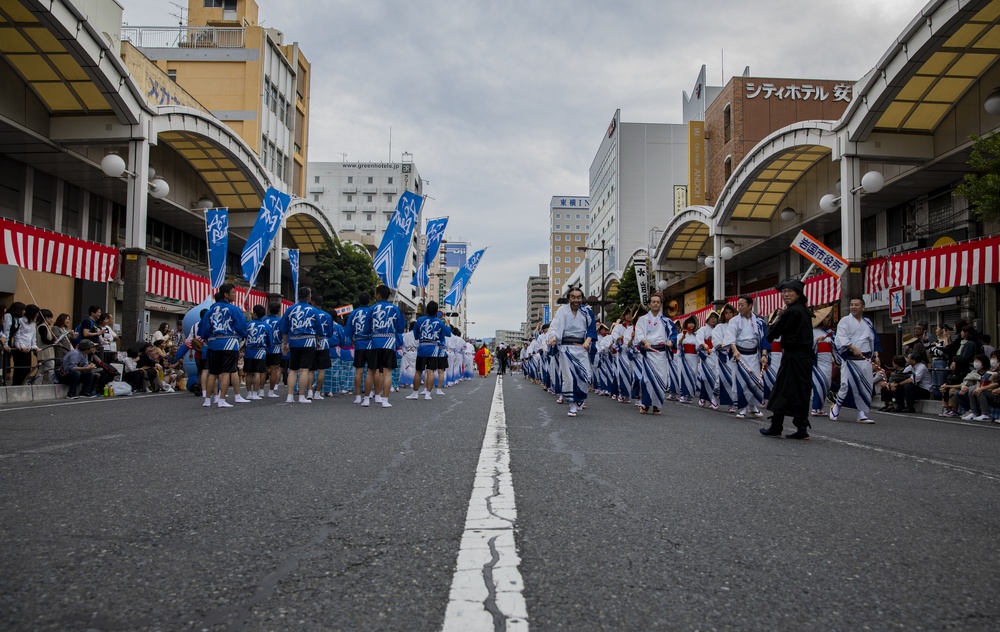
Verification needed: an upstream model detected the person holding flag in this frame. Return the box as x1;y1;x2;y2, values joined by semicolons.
346;292;373;405
244;304;272;400
548;286;597;417
368;285;406;408
760;279;817;439
197;283;249;408
310;294;333;400
262;301;283;398
408;301;448;400
280;285;320;404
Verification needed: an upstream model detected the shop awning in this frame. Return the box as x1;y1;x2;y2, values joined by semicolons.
0;218;119;282
867;234;1000;293
146;258;288;310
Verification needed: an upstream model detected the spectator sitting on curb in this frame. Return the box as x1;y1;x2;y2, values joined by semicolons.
59;340;100;398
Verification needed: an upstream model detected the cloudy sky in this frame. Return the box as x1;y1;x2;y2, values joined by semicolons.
123;0;922;339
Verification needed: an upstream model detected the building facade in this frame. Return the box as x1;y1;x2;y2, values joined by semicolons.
549;196;590;312
587;111;688;300
124;0;311;198
307;160;425;313
526;264;549;329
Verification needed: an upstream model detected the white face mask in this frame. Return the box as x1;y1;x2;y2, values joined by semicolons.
974;361;983;370
992;359;999;369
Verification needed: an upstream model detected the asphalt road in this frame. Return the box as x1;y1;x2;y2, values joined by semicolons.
1;375;998;631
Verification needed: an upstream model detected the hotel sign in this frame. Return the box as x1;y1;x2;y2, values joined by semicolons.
688;121;705;205
674;185;688;214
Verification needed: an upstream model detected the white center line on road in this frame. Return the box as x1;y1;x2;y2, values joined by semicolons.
442;376;528;632
820;435;1000;481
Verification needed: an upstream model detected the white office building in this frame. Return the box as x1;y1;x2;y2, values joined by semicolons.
307;160;424;313
587;110;688;298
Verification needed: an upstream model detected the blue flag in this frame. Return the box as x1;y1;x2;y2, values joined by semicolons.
412;217;448;288
241;187;291;287
204;208;228;289
444;248;486;307
288;248;300;301
373;191;423;290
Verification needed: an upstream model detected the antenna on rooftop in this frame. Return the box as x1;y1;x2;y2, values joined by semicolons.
168;2;187;26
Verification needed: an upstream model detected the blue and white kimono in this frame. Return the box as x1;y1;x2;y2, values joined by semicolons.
549;303;598;406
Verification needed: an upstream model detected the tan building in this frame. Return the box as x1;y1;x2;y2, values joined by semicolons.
549;196;590;313
125;0;310;197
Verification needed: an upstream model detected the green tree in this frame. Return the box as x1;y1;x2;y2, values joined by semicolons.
307;239;379;310
954;132;1000;221
605;264;640;322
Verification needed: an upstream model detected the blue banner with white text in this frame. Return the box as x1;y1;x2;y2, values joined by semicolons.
241;187;291;287
444;248;485;307
412;217;448;288
374;191;423;290
204;207;229;290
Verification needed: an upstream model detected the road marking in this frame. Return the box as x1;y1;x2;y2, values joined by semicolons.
442;376;528;631
820;435;1000;481
0;434;125;459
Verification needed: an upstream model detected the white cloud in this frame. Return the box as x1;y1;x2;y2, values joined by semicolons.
123;0;922;339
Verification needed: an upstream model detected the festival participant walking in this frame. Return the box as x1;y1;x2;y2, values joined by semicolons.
723;295;770;419
634;291;675;414
368;285;406;408
280;286;321;404
695;311;721;408
830;297;882;423
714;304;738;412
548;286;597;417
810;306;835;415
760;279;816;439
197;283;249;408
761;309;783;405
244;304;272;400
346;292;373;405
311;295;333;400
261;301;283;397
409;300;447;400
400;321;418;390
434;311;452;392
677;316;700;403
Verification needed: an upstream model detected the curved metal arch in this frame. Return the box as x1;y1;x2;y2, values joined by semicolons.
285;199;338;244
652;206;714;266
153;105;272;208
841;0;997;141
713;122;837;227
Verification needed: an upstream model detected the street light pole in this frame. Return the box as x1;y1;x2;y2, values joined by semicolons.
578;239;607;323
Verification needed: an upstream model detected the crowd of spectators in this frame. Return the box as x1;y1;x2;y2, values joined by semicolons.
880;319;999;421
1;302;187;398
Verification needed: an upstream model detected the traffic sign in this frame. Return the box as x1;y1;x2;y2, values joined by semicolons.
888;285;906;319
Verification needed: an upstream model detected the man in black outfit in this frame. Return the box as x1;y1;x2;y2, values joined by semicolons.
760;279;816;440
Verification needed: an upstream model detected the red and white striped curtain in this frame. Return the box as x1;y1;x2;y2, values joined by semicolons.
878;235;1000;292
146;260;211;304
0;218;119;282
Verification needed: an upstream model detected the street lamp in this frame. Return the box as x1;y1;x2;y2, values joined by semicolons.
578;239;607;322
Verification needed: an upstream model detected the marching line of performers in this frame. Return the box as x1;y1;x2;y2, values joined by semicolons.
192;285;479;408
520;279;886;440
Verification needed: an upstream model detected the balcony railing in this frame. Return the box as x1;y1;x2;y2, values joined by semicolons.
122;26;245;49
